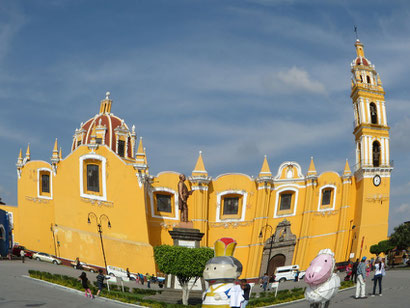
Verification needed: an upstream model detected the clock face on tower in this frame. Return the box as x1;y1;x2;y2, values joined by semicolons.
373;175;381;187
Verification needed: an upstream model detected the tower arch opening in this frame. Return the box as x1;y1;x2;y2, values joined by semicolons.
370;102;378;124
372;141;381;167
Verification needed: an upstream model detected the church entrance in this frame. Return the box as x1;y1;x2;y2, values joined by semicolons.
268;254;286;277
259;219;296;277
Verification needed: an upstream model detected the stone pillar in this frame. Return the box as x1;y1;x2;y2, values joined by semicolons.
167;227;205;290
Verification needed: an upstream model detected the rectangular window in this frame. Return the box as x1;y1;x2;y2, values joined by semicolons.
87;164;100;192
280;193;292;211
322;189;332;206
41;174;50;193
156;194;172;213
96;138;102;144
77;140;81;146
118;140;125;157
223;197;239;215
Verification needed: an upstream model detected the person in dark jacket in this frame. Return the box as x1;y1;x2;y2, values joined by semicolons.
79;272;94;299
96;269;105;296
351;258;359;283
240;279;251;308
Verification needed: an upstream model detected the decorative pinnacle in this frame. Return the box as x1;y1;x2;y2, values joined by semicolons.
199;150;202;155
105;91;110;100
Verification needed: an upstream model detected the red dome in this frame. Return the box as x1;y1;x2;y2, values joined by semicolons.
355;57;369;66
72;113;132;156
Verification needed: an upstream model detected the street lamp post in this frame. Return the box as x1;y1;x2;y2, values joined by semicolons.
345;222;356;261
259;224;274;275
87;212;111;274
50;224;57;257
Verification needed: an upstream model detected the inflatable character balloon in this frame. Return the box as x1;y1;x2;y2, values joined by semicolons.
304;249;341;308
202;238;243;308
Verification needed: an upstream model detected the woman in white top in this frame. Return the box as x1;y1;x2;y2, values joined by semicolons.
371;259;384;296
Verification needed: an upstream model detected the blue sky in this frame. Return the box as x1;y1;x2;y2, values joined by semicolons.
0;0;409;233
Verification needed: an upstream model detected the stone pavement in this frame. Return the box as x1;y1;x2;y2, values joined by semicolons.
286;268;409;308
1;258;408;307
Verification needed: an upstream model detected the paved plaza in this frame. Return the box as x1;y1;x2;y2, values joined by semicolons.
0;259;408;307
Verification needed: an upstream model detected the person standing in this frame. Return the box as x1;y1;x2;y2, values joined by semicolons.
240;279;251;308
351;259;359;282
146;273;151;288
260;273;269;292
79;272;94;299
371;259;384;296
355;256;367;299
20;249;25;263
228;282;244;308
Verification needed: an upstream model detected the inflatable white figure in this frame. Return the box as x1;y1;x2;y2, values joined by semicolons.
304;249;341;308
202;238;243;308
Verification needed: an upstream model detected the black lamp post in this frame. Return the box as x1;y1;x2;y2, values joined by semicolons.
87;212;111;274
259;224;274;274
50;224;57;257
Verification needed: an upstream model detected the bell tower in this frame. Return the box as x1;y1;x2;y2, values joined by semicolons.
350;39;393;259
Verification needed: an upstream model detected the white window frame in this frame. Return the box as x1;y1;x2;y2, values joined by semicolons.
317;184;337;212
79;154;107;201
37;168;53;200
150;187;179;220
216;190;247;222
274;186;298;218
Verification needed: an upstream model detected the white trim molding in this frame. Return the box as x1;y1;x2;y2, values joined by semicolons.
317;184;337;212
216;190;248;222
37;168;53;200
274;186;299;218
79;153;107;201
149;187;179;221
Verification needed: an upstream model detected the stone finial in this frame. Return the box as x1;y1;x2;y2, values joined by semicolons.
105;91;110;100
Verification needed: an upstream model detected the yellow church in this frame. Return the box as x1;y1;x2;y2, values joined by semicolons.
1;39;392;279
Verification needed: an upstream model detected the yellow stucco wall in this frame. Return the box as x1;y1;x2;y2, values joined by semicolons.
3;40;391;280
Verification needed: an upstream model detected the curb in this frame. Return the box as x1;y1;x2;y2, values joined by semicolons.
22;275;146;308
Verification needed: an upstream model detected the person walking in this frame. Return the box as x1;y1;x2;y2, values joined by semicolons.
228;282;244;308
240;279;251;308
351;258;359;282
79;272;94;299
371;259;384;296
355;256;367;299
96;269;105;296
20;249;25;263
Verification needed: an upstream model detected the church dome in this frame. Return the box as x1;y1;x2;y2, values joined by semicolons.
71;92;136;159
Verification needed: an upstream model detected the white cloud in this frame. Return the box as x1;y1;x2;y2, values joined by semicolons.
277;67;326;94
0;3;26;64
395;203;410;214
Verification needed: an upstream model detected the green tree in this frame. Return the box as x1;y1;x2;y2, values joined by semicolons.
370;244;382;256
377;239;395;254
390;222;410;250
154;245;214;305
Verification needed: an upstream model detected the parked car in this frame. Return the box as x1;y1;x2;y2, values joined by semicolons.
32;252;61;265
107;265;137;281
12;245;33;258
335;261;349;272
274;265;305;283
70;260;98;273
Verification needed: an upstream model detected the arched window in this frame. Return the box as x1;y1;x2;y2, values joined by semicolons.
370;103;378;124
360;75;363;83
367;75;371;84
373;141;381;167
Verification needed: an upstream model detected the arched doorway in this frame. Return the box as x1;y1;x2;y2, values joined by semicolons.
268;254;286;277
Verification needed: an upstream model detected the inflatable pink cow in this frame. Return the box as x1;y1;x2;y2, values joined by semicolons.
304;249;340;308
